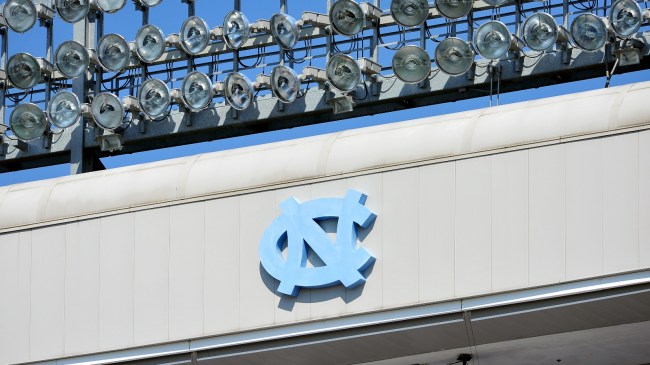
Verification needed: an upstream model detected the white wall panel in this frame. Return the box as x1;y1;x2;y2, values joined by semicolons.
418;162;455;302
204;197;240;335
455;156;492;297
65;220;100;355
99;214;134;351
565;139;603;280
30;226;65;361
0;232;30;365
639;130;650;268
491;152;529;292
134;208;170;345
382;169;420;308
346;174;383;313
239;192;276;329
528;145;566;286
309;180;348;318
169;203;205;340
602;134;639;273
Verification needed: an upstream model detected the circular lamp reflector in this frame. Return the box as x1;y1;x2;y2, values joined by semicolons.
3;0;37;33
55;40;89;78
91;92;124;130
523;12;559;51
475;20;512;59
271;13;300;50
435;37;474;75
10;103;47;141
271;65;300;103
139;0;162;6
330;0;365;36
47;91;81;128
571;13;607;51
55;0;89;23
224;72;254;111
98;33;130;72
96;0;126;13
435;0;473;20
327;53;361;92
223;10;251;49
180;16;209;55
138;78;171;118
392;45;431;83
135;24;165;63
7;53;41;90
484;0;510;6
181;71;213;112
609;0;643;37
391;0;430;27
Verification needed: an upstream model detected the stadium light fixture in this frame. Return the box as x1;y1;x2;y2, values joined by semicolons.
3;0;37;33
95;0;126;13
326;53;361;92
55;0;89;23
135;24;166;63
55;40;90;79
474;20;523;60
523;12;569;51
223;10;251;49
47;91;81;129
271;65;301;103
181;71;213;112
390;0;429;27
329;0;381;36
7;52;50;90
392;45;431;83
434;37;474;75
98;33;130;72
180;16;209;55
271;13;302;50
435;0;473;20
609;0;647;37
137;78;171;119
91;92;125;130
224;72;254;110
571;13;609;51
10;103;48;141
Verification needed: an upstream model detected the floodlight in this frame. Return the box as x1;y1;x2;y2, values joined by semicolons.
330;0;365;36
135;24;165;63
10;103;47;141
95;0;126;13
392;45;431;83
390;0;429;27
47;91;81;128
7;53;41;90
224;72;254;110
434;37;474;75
55;0;89;23
327;53;361;92
270;13;301;50
91;92;124;130
223;10;251;49
137;0;162;7
181;71;213;111
271;65;301;103
484;0;510;7
98;33;130;72
55;40;89;78
474;20;515;59
571;13;608;51
3;0;37;33
609;0;643;37
435;0;473;20
523;12;561;51
180;16;209;55
137;78;171;118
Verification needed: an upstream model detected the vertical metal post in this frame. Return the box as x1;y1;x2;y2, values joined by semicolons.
233;0;241;72
94;12;104;97
326;0;332;62
188;0;195;17
0;28;7;128
514;0;521;39
44;18;54;107
563;0;569;28
279;0;287;66
371;0;379;63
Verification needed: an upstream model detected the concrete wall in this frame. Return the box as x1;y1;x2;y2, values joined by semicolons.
1;83;650;364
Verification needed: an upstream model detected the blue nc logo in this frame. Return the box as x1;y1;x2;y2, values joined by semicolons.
259;190;377;297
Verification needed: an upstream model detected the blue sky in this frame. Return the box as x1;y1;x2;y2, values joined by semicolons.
1;0;648;186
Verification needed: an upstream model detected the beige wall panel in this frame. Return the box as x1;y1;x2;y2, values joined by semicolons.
345;174;383;313
273;186;313;325
99;214;134;351
134;208;170;345
418;162;456;303
309;179;348;319
204;197;240;335
565;139;603;280
239;191;276;329
528;144;566;286
491;152;529;292
30;226;65;361
602;134;639;274
169;203;205;340
382;169;420;308
0;232;30;365
639;130;650;267
65;220;100;355
455;156;492;297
